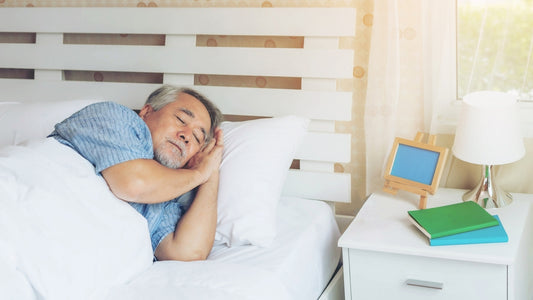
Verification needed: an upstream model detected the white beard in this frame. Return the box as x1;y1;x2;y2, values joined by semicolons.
154;139;187;169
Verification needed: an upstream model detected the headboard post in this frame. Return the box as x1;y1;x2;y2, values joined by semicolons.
163;35;196;85
35;33;64;81
300;36;342;175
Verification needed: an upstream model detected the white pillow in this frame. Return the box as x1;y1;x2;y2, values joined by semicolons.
216;115;310;247
0;99;103;148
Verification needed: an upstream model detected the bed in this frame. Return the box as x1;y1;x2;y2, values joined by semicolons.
0;7;354;300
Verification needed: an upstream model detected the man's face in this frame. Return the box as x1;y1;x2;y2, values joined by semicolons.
139;93;211;169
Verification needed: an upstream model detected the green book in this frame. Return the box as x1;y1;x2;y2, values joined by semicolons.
407;201;499;239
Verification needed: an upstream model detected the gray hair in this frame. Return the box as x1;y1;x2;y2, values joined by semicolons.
145;85;223;144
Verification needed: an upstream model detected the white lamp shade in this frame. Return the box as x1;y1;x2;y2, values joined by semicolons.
452;91;525;165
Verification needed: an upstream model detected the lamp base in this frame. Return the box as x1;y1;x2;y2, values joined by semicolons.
462;165;512;208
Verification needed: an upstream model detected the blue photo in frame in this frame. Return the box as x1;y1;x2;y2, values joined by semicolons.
384;137;448;195
390;144;440;186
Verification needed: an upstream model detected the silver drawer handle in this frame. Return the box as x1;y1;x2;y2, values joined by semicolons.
406;279;443;290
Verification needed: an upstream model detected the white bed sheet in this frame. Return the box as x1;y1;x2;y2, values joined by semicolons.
107;196;341;300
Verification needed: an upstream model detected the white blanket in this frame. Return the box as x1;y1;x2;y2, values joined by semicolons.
0;138;296;300
0;138;153;300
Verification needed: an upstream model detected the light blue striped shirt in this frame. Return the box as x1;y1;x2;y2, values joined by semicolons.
49;101;192;252
49;101;153;173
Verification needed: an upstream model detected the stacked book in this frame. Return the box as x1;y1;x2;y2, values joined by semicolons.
407;201;508;246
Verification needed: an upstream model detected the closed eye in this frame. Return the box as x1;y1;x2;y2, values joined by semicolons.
193;134;201;144
177;115;204;145
193;129;206;146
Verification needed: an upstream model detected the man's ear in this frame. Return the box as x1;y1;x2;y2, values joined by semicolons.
138;104;154;120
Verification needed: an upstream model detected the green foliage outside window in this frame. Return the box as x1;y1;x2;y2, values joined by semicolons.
457;1;533;101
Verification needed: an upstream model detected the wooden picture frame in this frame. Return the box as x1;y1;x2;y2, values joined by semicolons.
383;133;449;209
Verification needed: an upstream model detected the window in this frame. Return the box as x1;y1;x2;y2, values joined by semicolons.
427;0;533;137
457;0;533;101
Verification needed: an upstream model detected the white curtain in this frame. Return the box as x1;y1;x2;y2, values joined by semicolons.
364;0;401;194
364;0;446;194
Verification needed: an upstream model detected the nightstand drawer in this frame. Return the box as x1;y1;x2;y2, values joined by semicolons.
344;248;507;300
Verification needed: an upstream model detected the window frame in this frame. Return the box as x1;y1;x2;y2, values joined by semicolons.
426;0;533;138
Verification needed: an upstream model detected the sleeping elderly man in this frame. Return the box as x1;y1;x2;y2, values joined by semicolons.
48;85;224;262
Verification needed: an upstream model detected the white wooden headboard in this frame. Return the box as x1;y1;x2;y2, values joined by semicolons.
0;7;354;206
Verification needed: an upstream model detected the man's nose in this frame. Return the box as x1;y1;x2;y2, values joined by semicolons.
178;128;192;143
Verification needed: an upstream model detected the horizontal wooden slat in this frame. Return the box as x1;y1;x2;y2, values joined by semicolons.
0;80;154;107
0;44;353;79
0;80;352;121
299;161;335;173
0;8;356;37
297;132;351;163
204;86;352;121
283;170;351;203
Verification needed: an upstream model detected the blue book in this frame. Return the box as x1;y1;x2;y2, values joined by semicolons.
430;215;508;246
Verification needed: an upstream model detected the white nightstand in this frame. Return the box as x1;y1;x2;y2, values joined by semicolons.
338;188;533;300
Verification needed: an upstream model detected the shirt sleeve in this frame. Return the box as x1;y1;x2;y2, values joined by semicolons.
49;101;154;173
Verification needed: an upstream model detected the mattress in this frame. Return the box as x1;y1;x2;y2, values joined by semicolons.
106;196;341;300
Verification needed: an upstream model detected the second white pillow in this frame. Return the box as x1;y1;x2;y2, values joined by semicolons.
215;115;309;247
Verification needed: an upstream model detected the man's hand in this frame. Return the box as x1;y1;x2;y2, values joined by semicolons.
185;128;224;183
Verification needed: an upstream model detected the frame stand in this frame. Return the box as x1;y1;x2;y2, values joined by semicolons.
383;132;447;209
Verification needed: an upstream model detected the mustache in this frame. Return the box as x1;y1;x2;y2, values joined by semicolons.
167;139;188;158
153;139;188;169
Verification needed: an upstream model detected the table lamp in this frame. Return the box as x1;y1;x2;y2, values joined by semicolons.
452;91;525;208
